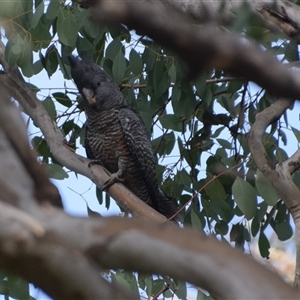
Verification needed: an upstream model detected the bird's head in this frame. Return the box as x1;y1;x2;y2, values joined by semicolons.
68;54;126;112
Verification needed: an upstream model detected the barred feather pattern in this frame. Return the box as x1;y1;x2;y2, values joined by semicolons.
68;54;182;222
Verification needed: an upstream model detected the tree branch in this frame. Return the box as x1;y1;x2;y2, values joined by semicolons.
0;202;136;300
248;98;300;287
2;206;299;300
158;0;300;42
88;0;300;100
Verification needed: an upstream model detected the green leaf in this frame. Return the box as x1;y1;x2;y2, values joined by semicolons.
45;45;59;77
112;50;126;84
105;193;110;210
205;175;226;202
191;208;202;230
56;51;71;79
129;48;143;75
159;114;182;132
42;96;56;119
285;41;298;62
19;38;34;77
168;62;176;83
33;59;43;74
217;138;233;149
143;45;157;72
276;148;288;161
232;177;257;220
291;126;300;143
156;72;169;98
164;132;175;155
57;8;78;47
52;92;72;108
152;279;165;295
7;276;30;300
251;215;260;237
31;136;51;158
77;36;95;56
96;187;103;205
145;276;153;297
215;221;229;235
194;72;207;97
176;280;187;300
32;0;44;28
275;222;293;241
111;272;131;291
139;111;152;135
126;272;140;297
11;35;23;55
106;37;121;61
255;169;279;206
44;163;69;180
258;231;270;258
5;40;19;66
46;0;60;19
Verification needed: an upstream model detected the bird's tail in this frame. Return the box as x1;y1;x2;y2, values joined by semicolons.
157;189;184;223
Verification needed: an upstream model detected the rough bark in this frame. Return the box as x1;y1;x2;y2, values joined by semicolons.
159;0;300;42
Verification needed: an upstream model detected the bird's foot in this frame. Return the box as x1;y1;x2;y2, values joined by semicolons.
88;159;103;168
102;169;125;191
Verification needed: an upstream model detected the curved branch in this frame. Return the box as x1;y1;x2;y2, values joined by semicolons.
0;202;136;300
248;98;300;287
0;82;62;208
13;210;300;300
89;0;300;100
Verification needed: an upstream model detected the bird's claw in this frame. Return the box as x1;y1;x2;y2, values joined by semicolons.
88;159;103;168
101;171;125;191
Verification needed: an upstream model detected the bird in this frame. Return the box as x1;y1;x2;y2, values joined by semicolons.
68;54;182;222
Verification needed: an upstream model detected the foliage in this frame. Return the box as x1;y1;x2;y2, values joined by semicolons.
0;0;298;298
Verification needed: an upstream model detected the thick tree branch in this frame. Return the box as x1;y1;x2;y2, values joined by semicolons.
88;0;300;100
1;204;299;300
0;202;135;300
160;0;300;42
0;82;62;208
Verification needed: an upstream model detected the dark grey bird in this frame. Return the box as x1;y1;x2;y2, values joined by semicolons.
68;54;182;222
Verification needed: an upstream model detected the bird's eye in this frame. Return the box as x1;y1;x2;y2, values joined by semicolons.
97;82;101;86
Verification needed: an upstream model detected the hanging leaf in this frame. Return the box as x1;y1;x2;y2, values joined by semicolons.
232;177;257;220
57;8;78;47
130;48;143;75
52;92;73;108
275;222;293;241
256;169;279;206
42;96;56;119
32;0;44;28
258;231;270;259
112;50;126;85
44;164;69;180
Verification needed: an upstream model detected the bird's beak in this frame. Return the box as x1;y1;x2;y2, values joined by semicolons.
82;88;96;105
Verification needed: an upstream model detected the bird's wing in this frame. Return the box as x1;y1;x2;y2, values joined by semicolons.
119;108;182;222
84;124;96;160
118;108;158;200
